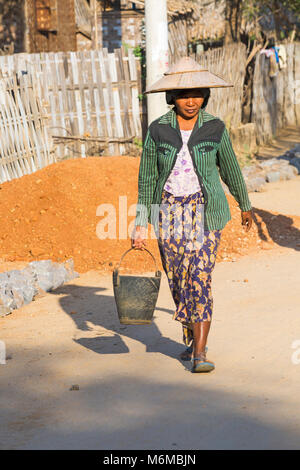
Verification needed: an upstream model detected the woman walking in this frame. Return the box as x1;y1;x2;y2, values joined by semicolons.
132;57;252;373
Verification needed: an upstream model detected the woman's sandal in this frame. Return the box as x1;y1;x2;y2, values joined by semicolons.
180;345;208;361
191;352;215;373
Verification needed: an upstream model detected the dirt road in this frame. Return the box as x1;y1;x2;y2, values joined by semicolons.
1;176;300;450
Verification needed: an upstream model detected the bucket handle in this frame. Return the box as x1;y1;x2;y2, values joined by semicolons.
113;248;161;287
117;247;160;273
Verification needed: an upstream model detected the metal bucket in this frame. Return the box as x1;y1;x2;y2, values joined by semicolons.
113;248;161;325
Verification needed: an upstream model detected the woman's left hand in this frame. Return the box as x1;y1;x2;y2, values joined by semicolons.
241;210;253;232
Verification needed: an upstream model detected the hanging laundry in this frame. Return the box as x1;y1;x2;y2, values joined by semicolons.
260;48;274;58
260;48;279;78
269;53;279;77
272;46;280;63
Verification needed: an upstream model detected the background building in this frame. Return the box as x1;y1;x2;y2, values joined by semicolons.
0;0;93;54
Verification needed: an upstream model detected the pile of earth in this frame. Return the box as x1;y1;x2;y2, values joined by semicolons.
0;156;299;274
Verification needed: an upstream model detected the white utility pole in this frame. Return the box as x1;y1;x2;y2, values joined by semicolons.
145;0;169;124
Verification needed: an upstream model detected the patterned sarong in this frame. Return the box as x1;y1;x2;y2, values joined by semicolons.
158;190;222;346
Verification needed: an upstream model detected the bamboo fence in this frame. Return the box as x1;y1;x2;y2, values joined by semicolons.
0;42;298;185
0;48;142;159
169;18;188;64
194;43;247;129
0;72;52;183
252;42;300;144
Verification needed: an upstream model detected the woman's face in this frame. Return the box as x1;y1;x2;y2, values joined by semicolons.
174;89;206;120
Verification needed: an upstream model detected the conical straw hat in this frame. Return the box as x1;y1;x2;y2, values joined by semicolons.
145;56;233;94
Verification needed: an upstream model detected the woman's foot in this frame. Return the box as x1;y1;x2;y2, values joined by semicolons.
180;345;193;361
180;345;207;361
192;351;215;373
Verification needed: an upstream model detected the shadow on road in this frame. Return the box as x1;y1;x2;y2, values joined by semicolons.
50;283;188;367
252;207;300;251
47;204;300;367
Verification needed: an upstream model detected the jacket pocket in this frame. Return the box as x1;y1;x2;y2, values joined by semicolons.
157;145;175;172
198;144;217;153
194;142;218;179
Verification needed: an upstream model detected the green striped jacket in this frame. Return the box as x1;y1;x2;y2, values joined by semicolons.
135;108;252;231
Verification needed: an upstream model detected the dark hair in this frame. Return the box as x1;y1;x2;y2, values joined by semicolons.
166;88;211;109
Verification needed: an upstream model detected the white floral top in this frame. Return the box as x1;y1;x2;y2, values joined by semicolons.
163;129;202;196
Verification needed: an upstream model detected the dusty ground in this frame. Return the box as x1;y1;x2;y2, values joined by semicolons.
254;126;300;160
0;211;300;450
0;130;300;450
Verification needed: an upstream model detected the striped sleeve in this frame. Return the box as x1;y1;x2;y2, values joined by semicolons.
217;127;252;212
135;127;158;228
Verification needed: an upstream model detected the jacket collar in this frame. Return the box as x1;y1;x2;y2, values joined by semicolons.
157;108;217;150
158;108;204;129
157;107;216;129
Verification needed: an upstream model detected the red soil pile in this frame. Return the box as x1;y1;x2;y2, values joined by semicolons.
0;156;299;274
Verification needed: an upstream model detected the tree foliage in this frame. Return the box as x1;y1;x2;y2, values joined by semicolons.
224;0;300;43
245;0;300;16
